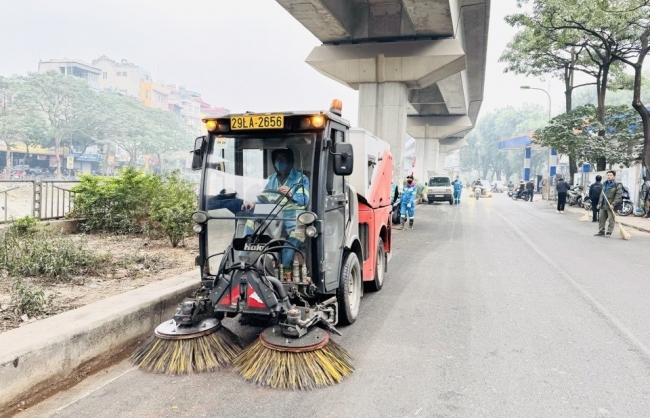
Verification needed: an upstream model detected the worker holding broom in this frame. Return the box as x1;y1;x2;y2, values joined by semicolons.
594;170;623;238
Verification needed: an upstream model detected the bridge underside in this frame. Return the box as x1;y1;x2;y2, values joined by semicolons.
277;0;490;184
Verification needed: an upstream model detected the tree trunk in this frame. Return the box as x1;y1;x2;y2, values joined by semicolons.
565;59;578;184
596;63;610;171
55;134;62;179
4;138;11;177
629;37;650;178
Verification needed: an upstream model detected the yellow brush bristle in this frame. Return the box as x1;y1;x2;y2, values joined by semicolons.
131;327;243;374
233;339;354;390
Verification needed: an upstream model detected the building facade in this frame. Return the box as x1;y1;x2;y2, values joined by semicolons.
38;59;101;89
92;56;151;98
140;82;170;110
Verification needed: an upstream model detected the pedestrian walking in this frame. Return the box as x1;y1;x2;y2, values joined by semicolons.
588;175;603;222
556;176;570;213
399;175;417;230
595;170;623;238
526;179;534;202
452;175;463;204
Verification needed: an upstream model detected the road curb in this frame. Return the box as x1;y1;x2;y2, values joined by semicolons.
0;268;200;417
539;200;650;234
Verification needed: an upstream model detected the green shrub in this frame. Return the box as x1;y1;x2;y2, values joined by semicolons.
71;168;197;246
150;171;197;247
0;229;111;282
10;278;56;318
71;167;161;234
8;215;40;236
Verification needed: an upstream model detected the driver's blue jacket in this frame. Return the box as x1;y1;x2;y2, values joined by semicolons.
261;168;310;211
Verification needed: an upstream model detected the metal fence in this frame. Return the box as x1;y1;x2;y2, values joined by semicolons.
0;180;80;223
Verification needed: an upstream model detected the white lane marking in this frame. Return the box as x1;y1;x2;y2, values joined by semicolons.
494;210;650;362
54;366;136;413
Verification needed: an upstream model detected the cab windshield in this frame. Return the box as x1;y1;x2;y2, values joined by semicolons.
201;133;316;274
428;177;450;187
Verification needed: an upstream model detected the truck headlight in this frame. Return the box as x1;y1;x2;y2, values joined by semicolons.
297;211;317;225
192;211;208;224
305;225;318;237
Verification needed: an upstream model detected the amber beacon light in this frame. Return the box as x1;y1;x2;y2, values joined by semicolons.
330;99;343;116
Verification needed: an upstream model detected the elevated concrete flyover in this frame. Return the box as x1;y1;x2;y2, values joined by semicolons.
277;0;490;184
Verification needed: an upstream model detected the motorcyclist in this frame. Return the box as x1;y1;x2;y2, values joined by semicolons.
400;175;417;230
242;148;310;276
517;180;525;198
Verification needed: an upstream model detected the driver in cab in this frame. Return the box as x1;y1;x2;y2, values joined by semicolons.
242;149;310;277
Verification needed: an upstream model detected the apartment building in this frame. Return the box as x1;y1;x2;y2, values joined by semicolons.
38;59;101;89
140;82;170;110
92;56;151;98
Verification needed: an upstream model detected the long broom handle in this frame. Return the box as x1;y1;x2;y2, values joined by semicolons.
602;194;620;224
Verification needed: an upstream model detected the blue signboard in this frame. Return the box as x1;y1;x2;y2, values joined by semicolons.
69;153;101;162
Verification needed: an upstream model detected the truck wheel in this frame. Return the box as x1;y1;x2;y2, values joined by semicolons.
448;199;453;205
428;199;433;204
367;238;385;292
337;252;362;325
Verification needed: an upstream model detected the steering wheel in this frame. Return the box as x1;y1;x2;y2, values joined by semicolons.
257;189;287;204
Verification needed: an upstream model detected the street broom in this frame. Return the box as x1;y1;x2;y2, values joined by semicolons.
233;325;354;390
604;195;631;240
131;318;244;374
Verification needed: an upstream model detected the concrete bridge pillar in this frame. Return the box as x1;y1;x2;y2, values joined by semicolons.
358;82;409;187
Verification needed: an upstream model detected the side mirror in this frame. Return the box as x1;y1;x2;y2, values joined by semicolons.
191;136;206;171
332;142;353;176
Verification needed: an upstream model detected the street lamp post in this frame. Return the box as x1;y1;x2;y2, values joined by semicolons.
521;85;557;199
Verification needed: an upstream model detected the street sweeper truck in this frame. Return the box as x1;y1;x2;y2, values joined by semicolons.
132;100;393;390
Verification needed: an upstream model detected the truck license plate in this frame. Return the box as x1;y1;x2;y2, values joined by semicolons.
435;195;443;197
231;114;284;130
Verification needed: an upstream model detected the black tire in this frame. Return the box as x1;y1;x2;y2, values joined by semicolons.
617;201;633;217
337;252;362;325
392;210;400;225
448;199;453;205
367;238;385;292
428;199;433;204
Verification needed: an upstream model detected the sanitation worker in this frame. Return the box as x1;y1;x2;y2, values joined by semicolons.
452;175;463;204
242;148;310;277
400;175;417;230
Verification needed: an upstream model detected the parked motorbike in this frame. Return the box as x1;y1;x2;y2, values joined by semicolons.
582;188;633;216
617;187;634;216
567;186;584;207
511;189;529;201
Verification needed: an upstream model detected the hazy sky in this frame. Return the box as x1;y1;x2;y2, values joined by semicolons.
0;0;570;126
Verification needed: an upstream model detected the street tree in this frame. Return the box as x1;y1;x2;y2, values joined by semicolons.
534;104;643;169
601;0;650;172
24;72;98;177
460;105;547;181
509;0;640;170
0;75;45;173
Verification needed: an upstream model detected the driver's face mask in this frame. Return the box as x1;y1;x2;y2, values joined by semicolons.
274;160;288;172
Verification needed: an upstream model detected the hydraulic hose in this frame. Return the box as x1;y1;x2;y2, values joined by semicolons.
265;275;289;304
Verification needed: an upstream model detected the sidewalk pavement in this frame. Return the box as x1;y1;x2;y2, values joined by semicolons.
0;268;200;417
532;198;650;233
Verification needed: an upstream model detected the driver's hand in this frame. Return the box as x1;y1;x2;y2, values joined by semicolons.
278;186;291;196
242;201;255;211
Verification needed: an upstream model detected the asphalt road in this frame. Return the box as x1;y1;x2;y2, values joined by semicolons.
22;194;650;418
